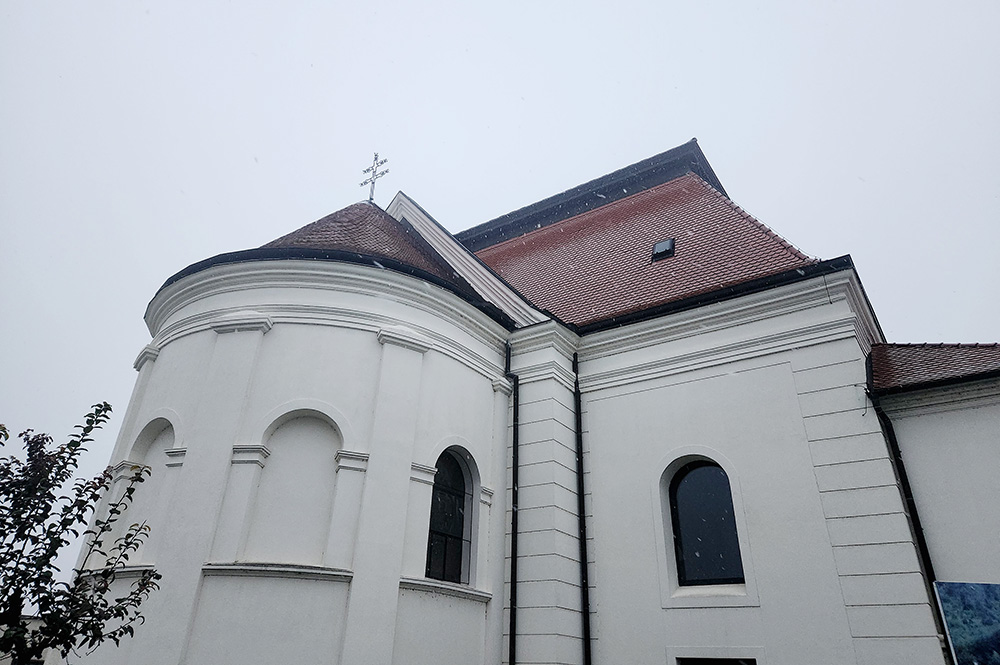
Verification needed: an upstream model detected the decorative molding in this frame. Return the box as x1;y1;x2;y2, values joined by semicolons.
510;320;580;357
480;486;494;506
209;310;273;335
164;447;187;468
514;359;577;391
144;260;509;356
386;192;548;328
133;344;160;371
377;326;432;354
335;450;370;473
111;459;146;482
492;378;512;395
579;271;878;363
202;562;353;583
148;302;507;386
398;576;492;603
581;317;859;394
410;462;438;485
231;444;270;467
880;377;1000;418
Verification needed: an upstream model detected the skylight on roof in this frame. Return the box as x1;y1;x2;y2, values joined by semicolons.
652;238;675;261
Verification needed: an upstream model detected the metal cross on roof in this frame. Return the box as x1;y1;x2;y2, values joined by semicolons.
360;152;389;202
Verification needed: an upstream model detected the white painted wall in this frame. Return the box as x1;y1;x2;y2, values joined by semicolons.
882;380;1000;585
81;260;511;665
74;253;979;665
578;273;945;665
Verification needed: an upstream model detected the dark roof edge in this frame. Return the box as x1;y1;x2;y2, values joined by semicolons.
869;368;1000;397
456;139;726;252
154;247;518;331
575;255;854;335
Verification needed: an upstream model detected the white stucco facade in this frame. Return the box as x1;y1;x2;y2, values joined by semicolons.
91;259;512;665
880;380;1000;586
73;167;998;665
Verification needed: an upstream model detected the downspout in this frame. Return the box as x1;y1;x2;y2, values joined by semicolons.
572;353;594;665
505;341;520;665
865;355;952;665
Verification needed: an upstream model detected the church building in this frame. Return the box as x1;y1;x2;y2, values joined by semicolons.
88;140;1000;665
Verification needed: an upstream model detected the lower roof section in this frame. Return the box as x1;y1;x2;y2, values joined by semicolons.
869;342;1000;395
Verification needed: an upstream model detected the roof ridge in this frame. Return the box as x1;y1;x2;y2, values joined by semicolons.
692;175;816;263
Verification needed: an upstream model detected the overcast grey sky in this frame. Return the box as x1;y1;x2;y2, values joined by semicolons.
2;1;999;493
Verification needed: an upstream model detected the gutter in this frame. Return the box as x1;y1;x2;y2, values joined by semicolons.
865;356;953;665
505;342;520;665
572;353;594;665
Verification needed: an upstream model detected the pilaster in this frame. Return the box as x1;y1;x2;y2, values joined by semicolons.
507;322;585;665
339;328;429;664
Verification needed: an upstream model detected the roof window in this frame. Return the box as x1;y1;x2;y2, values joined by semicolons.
652;238;675;261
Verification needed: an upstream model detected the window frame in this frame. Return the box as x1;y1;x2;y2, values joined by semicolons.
425;447;479;585
669;459;745;586
653;448;759;609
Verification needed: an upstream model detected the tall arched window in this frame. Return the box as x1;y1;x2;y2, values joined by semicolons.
426;450;473;584
669;460;744;586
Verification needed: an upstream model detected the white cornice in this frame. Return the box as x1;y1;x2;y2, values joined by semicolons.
144;262;509;384
510;319;580;357
492;378;513;395
880;377;1000;417
146;260;509;348
581;317;859;393
577;271;883;394
579;270;879;363
515;359;577;391
386;192;548;328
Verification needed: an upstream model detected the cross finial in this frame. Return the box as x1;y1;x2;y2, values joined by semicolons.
360;152;389;202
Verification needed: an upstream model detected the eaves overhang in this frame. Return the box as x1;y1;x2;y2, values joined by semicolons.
153;246;518;331
574;255;857;336
869;369;1000;397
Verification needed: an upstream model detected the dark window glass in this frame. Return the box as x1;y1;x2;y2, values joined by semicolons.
677;659;756;665
426;451;467;583
670;461;744;586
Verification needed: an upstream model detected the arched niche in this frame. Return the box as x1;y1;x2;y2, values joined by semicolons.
243;411;343;565
110;417;177;565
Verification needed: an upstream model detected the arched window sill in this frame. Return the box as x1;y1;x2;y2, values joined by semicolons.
399;576;492;604
202;562;353;583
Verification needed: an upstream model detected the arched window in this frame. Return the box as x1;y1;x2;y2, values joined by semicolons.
669;460;744;586
426;450;473;584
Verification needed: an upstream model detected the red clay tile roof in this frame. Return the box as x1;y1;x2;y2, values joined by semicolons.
263;201;465;287
474;173;816;327
870;343;1000;394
